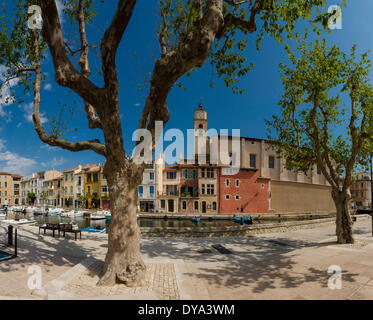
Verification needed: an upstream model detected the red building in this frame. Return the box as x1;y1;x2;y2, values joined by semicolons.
217;168;273;214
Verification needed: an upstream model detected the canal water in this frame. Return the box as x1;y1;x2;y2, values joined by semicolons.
25;213;245;231
23;213;320;232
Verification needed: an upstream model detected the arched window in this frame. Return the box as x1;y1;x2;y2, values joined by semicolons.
198;124;203;136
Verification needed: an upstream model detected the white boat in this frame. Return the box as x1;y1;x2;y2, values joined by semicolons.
61;210;85;218
90;212;106;220
48;208;65;216
25;207;33;213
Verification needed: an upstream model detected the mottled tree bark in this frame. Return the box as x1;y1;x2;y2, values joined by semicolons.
98;158;145;286
332;189;354;244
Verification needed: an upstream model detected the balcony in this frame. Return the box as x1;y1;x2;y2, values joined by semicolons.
163;191;179;196
180;191;199;198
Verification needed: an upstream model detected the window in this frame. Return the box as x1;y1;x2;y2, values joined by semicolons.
250;154;256;168
194;201;199;210
206;168;214;178
207;184;215;195
65;174;68;181
87;186;91;196
269;156;275;169
70;186;73;194
102;186;108;193
182;201;187;210
71;173;74;181
78;176;81;186
149;172;154;181
149;186;154;197
160;199;166;209
235;195;240;200
4;182;7;188
317;165;321;175
93;174;98;182
198;124;203;136
236;179;239;187
183;169;197;179
225;195;230;200
166;185;177;195
166;172;176;179
225;179;230;187
138;186;143;196
201;168;205;178
212;201;217;211
87;174;92;183
93;185;97;195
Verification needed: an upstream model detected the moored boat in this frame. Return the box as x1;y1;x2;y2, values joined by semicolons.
90;212;106;220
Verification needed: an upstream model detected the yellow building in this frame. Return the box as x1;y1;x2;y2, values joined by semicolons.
0;172;13;206
83;164;101;208
63;168;75;207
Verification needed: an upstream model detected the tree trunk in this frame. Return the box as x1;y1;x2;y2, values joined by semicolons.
97;159;146;287
332;190;354;244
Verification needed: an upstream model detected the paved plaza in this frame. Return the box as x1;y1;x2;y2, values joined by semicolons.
1;216;373;300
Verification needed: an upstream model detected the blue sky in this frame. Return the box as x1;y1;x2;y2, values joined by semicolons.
0;0;372;177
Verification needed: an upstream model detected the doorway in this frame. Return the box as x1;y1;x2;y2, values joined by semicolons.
202;201;206;213
168;200;174;213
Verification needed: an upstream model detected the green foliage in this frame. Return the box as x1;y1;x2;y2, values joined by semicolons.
158;0;337;94
0;1;47;103
266;39;373;184
46;102;76;138
39;190;48;201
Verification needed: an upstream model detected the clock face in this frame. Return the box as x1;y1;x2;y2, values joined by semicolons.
199;111;203;118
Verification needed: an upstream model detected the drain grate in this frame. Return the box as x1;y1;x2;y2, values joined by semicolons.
212;244;233;254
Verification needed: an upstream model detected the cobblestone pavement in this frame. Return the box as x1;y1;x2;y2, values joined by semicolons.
2;216;373;300
63;261;180;300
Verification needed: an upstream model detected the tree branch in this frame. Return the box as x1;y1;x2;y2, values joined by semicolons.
218;0;262;38
39;0;104;110
31;30;106;157
77;0;102;130
100;0;137;88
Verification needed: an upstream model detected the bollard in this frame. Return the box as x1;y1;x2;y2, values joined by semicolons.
8;226;13;246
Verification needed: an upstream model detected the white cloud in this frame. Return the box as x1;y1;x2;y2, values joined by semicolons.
0;139;37;176
20;102;48;124
0;65;19;122
40;144;58;152
41;157;66;169
44;83;52;91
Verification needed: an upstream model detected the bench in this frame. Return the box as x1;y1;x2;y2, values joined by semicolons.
39;223;60;237
59;223;81;241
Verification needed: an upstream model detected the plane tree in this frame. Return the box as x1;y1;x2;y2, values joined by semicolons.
266;39;373;244
0;0;336;285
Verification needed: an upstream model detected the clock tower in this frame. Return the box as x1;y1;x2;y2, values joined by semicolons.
194;103;208;158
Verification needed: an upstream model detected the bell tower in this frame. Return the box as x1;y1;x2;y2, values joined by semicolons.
194;102;208;158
